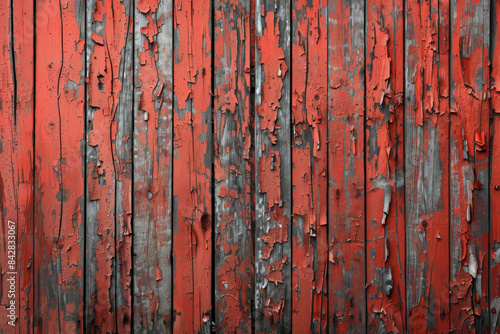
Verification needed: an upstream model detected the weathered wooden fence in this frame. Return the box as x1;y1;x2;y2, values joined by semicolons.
1;0;500;332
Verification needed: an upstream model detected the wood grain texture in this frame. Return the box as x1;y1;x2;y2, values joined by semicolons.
405;0;451;331
133;0;173;332
213;0;253;332
328;0;366;332
291;0;328;332
34;0;86;332
365;0;406;331
86;0;133;331
0;0;34;332
172;0;213;332
450;0;490;330
491;0;500;331
254;0;292;332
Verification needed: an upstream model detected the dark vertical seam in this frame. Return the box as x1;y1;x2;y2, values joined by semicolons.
326;0;330;332
211;0;216;332
363;0;368;331
32;0;37;332
130;0;135;331
489;0;495;330
450;1;453;330
83;0;88;332
288;0;293;332
170;0;175;332
403;0;408;329
9;0;17;127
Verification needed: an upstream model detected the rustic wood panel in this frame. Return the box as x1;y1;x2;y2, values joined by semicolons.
450;0;490;330
34;0;86;332
5;0;500;332
328;0;366;332
291;0;328;332
172;0;213;332
85;0;133;331
254;0;292;332
133;0;173;332
491;0;500;331
213;0;253;332
405;0;451;331
0;0;34;332
365;0;406;331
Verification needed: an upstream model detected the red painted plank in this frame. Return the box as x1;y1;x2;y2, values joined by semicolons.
328;0;366;332
34;0;86;332
450;0;490;330
172;0;213;332
365;0;406;331
0;0;34;332
291;0;328;332
213;0;253;332
491;0;500;330
405;0;450;331
133;0;173;331
254;0;292;332
85;0;133;331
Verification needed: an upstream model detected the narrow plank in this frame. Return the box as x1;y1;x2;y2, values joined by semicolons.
450;0;490;330
291;0;328;332
254;0;292;332
0;0;34;332
133;0;173;331
213;0;253;332
327;0;366;331
405;0;450;330
34;0;86;332
85;0;133;331
172;0;213;332
490;0;500;330
365;0;406;331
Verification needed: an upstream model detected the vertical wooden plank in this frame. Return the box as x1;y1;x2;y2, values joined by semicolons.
327;0;365;331
405;0;450;330
0;0;34;331
213;0;253;332
133;0;173;331
86;0;133;331
172;0;213;332
491;0;500;330
450;0;490;330
254;0;292;332
365;0;406;331
291;0;328;332
34;0;86;332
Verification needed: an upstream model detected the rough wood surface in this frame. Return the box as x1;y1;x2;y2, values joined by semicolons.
254;0;292;332
34;0;86;332
291;0;328;332
172;0;213;332
213;0;253;332
4;1;500;332
0;0;34;332
133;0;173;331
365;0;406;331
86;0;133;331
450;0;490;330
328;0;366;332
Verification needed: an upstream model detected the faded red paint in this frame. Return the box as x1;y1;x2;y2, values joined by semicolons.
34;0;85;332
0;0;34;333
87;0;133;331
173;0;212;332
328;0;366;332
213;0;253;332
450;0;490;330
291;0;328;332
255;1;292;332
365;0;406;331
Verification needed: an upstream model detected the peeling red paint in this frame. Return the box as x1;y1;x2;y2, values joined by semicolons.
291;0;328;332
328;0;366;332
34;0;85;332
173;0;212;332
366;0;406;331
